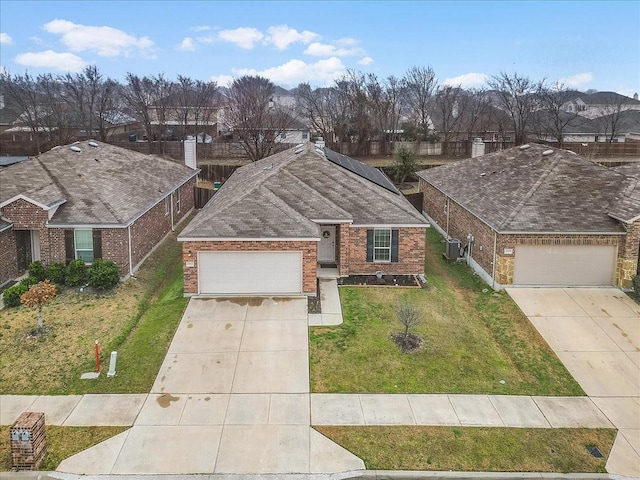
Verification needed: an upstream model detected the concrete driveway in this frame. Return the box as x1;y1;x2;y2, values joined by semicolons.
507;287;640;477
58;296;363;475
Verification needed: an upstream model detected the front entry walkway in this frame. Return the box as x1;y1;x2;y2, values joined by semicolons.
507;287;640;478
56;297;363;474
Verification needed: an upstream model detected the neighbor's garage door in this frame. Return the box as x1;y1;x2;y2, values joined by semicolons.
513;245;616;286
198;251;302;295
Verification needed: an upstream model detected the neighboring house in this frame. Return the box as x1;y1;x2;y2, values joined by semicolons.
417;143;640;289
563;91;640;120
276;116;311;144
271;86;297;109
0;140;199;287
536;110;640;144
179;143;427;296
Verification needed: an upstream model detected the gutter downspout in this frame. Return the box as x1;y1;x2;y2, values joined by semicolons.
170;192;175;232
445;198;450;238
128;225;134;277
492;230;497;289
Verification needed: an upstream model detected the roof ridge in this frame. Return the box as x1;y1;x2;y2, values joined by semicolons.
499;155;561;230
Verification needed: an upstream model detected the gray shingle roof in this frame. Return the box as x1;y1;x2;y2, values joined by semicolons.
0;140;198;226
417;144;631;234
180;144;426;239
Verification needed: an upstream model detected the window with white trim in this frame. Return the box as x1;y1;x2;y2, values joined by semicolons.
176;188;181;213
164;197;170;215
75;229;94;262
373;228;392;262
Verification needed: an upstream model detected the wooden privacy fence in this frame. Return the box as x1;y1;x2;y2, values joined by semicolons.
194;187;215;209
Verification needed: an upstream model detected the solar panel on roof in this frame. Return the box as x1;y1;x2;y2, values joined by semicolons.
322;148;399;194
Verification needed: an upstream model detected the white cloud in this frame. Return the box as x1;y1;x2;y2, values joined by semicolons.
304;41;363;57
209;74;235;87
30;36;43;44
43;19;155;58
177;37;196;51
232;57;347;87
14;50;87;72
443;72;488;88
358;56;374;66
264;25;319;50
0;33;12;45
217;27;264;49
197;35;215;44
336;37;358;47
192;25;211;32
558;72;593;88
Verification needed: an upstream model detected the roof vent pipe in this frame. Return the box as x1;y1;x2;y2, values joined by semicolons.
184;136;197;169
471;138;485;158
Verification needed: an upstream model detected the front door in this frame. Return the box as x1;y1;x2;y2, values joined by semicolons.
15;230;32;272
318;226;336;263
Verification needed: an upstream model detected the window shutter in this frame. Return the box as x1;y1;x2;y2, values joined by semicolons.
366;229;374;262
92;230;102;260
391;229;399;263
65;230;75;263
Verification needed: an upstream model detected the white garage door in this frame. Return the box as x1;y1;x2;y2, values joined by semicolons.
198;251;302;295
513;245;616;286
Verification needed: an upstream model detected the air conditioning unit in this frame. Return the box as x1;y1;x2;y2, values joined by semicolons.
446;238;461;259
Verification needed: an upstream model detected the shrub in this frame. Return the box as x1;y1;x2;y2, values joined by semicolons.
47;262;67;285
66;259;87;286
20;276;40;288
28;261;46;282
88;259;120;291
633;275;640;298
3;283;28;308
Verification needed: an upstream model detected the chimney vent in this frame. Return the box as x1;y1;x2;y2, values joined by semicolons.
184;136;196;169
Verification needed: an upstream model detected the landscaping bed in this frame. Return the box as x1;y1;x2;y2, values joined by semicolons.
338;274;420;287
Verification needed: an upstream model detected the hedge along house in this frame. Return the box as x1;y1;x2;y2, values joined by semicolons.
417;143;640;289
0;140;199;287
179;143;427;296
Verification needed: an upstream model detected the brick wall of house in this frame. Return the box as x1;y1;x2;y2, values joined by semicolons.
181;240;318;295
338;224;350;276
1;199;53;264
420;180;448;233
0;229;18;286
346;226;426;275
130;177;197;271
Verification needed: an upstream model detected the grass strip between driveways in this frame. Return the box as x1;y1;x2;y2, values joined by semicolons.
0;425;128;471
309;228;584;395
314;426;616;473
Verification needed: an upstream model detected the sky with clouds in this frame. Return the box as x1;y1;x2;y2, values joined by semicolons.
0;0;638;96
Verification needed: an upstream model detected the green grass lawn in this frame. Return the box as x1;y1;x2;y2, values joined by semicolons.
309;229;584;395
0;227;188;395
315;426;615;472
0;425;128;471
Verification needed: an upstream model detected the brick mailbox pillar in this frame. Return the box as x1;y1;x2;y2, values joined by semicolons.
10;412;47;470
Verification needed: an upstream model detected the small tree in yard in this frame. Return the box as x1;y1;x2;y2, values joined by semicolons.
20;280;57;334
393;146;418;185
393;297;423;353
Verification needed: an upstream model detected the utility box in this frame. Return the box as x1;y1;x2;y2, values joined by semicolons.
446;238;461;259
10;412;47;470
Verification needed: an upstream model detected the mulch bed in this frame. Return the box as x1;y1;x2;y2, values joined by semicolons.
392;332;423;353
338;274;420;287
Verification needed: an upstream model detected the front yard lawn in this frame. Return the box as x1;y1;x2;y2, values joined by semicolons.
309;229;584;395
0;229;188;395
315;426;615;472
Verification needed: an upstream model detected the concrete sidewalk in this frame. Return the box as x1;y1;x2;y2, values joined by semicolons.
309;278;343;326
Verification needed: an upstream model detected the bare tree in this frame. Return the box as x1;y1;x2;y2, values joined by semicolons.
122;73;156;149
536;83;581;148
95;78;121;142
296;82;335;142
174;75;218;139
0;72;45;152
487;72;543;145
366;74;404;154
403;66;438;141
228;75;293;161
37;73;74;145
596;92;627;143
150;74;176;154
62;65;104;139
433;85;465;155
395;297;421;342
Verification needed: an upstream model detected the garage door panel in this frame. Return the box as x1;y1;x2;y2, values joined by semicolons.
513;245;616;286
199;251;302;295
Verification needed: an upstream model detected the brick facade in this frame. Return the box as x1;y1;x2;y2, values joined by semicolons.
181;240;318;295
346;226;426;275
420;178;637;288
0;177;196;282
